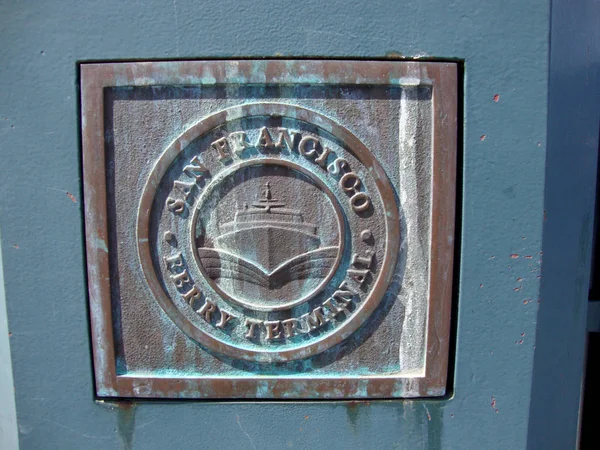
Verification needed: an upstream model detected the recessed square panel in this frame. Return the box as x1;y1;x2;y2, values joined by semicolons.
81;60;457;399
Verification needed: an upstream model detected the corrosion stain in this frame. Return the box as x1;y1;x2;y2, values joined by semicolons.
385;51;405;59
116;401;137;450
345;401;369;430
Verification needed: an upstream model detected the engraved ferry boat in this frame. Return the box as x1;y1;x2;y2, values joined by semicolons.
214;182;320;272
197;182;338;289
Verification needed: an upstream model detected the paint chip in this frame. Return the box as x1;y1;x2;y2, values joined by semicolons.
493;94;500;102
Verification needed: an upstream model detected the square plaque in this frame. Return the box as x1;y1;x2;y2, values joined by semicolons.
81;60;457;399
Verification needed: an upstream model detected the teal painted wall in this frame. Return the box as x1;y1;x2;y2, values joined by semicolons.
528;0;600;448
0;0;593;448
0;229;18;449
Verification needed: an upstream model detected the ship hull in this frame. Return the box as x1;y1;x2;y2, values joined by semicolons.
214;224;321;272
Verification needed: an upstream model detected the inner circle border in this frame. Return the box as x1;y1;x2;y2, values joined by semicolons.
189;158;346;312
137;102;400;362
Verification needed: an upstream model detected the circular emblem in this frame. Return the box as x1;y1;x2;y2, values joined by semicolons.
138;103;400;362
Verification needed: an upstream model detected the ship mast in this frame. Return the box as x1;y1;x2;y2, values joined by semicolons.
253;182;286;212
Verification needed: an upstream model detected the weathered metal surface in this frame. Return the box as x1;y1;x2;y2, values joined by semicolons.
81;60;456;399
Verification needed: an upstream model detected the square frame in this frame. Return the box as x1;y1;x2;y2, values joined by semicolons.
81;60;457;399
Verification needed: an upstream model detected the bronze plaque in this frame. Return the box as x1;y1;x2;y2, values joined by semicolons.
81;60;457;399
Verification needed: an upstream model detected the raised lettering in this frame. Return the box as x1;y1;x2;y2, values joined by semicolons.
340;172;361;192
244;318;262;339
350;192;371;212
173;180;195;199
170;269;191;288
298;135;320;158
216;309;235;329
274;129;299;150
183;155;208;181
339;173;372;212
339;280;359;294
164;253;185;273
164;231;176;245
314;146;332;168
255;127;273;148
166;197;185;214
211;137;231;161
264;321;282;340
351;252;374;269
182;285;202;306
197;300;217;323
229;131;250;155
333;287;356;304
323;297;351;318
281;318;300;338
327;157;350;176
335;295;353;312
348;269;370;288
301;307;327;331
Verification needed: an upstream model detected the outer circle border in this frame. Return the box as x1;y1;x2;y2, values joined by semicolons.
189;158;346;312
137;103;400;362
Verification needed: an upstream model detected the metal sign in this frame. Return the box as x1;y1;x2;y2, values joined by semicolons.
81;60;457;399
